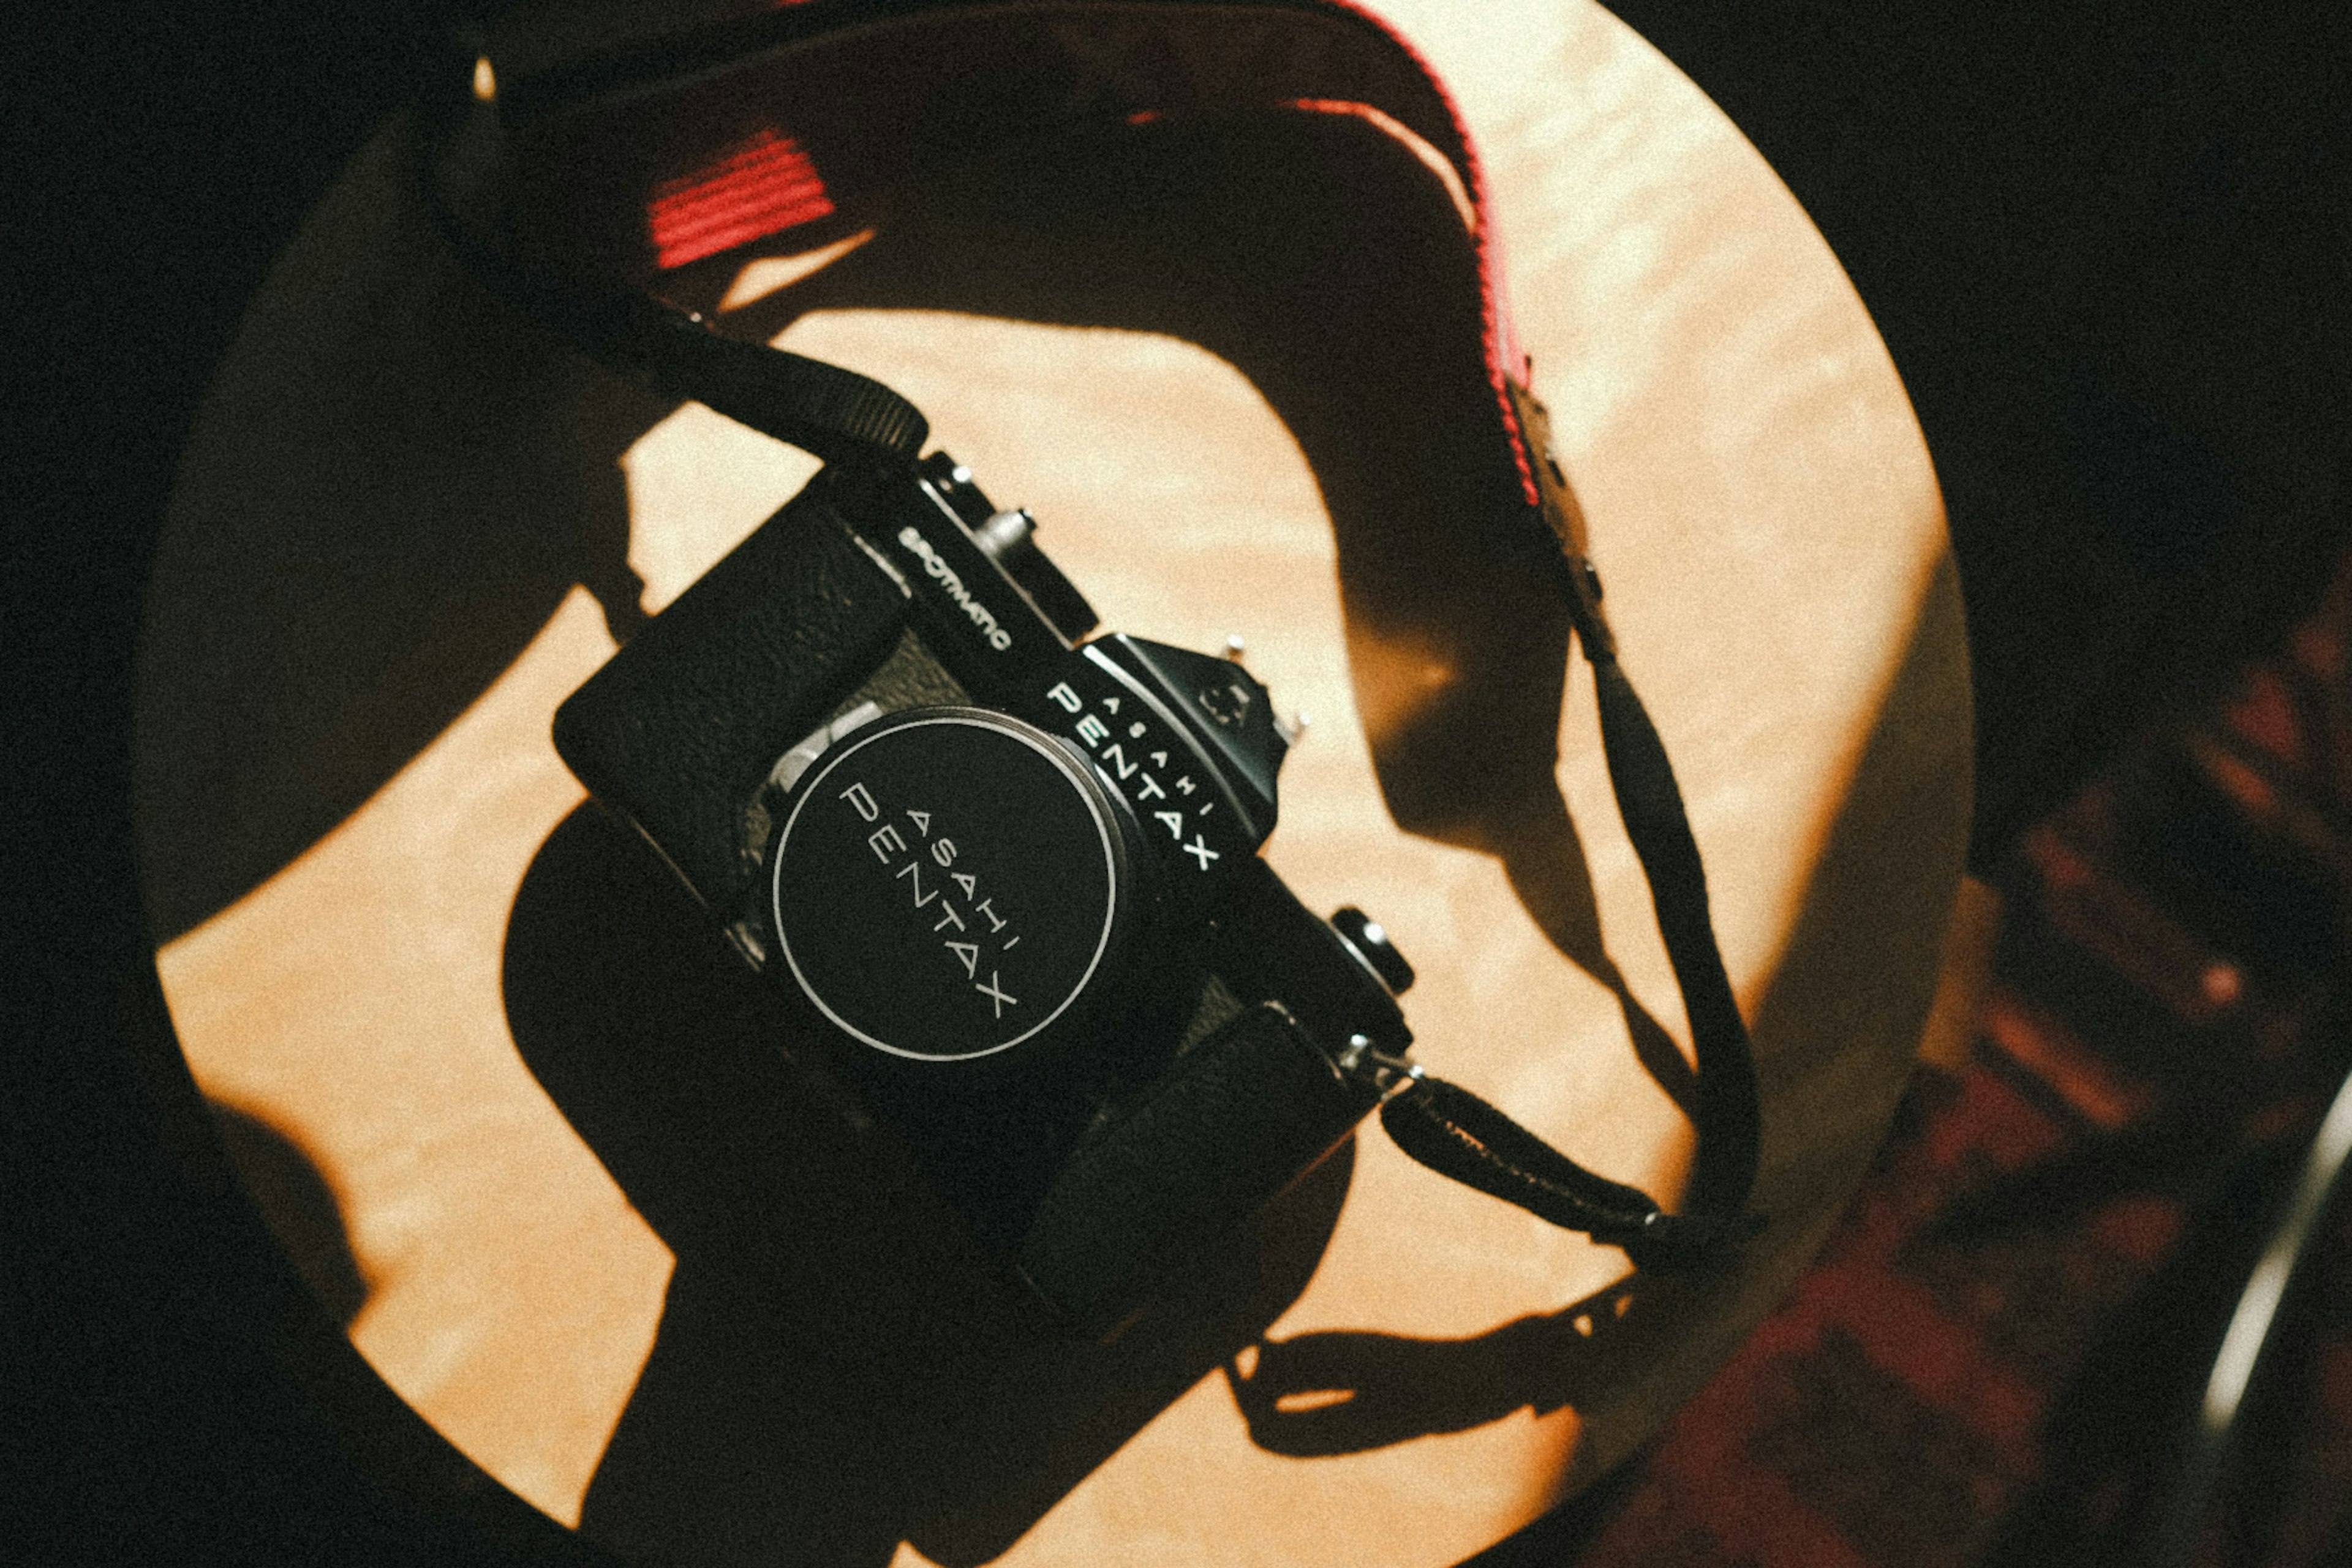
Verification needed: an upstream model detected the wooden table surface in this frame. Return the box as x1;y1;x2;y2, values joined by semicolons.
138;3;1970;1564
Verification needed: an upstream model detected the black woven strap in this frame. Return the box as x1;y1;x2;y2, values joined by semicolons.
1586;649;1762;1217
1376;528;1764;1270
1380;1077;1756;1271
417;115;926;471
578;290;930;469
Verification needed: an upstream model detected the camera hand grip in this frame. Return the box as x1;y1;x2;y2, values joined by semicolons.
1016;1001;1378;1329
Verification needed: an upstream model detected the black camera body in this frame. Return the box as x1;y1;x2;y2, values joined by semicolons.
554;452;1420;1330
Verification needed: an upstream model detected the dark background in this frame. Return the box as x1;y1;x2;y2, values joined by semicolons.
7;0;2348;1561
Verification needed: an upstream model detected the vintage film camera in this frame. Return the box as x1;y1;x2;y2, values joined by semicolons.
553;448;1424;1329
432;0;1762;1336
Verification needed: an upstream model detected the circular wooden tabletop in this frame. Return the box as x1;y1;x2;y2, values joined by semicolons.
138;2;1970;1563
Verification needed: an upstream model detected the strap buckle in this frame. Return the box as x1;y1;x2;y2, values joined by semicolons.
1335;1033;1425;1101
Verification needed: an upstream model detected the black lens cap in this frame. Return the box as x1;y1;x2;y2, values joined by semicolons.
770;707;1137;1062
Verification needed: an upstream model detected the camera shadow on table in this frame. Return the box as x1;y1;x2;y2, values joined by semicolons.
503;797;1355;1567
134;113;669;949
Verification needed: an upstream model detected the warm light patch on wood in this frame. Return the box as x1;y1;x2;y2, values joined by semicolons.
719;228;876;310
156;590;672;1525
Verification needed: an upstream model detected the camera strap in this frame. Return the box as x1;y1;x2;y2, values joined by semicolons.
1367;379;1763;1268
421;167;932;470
429;0;1762;1267
1373;632;1764;1270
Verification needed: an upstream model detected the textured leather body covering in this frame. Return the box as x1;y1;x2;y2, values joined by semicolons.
1017;1000;1379;1328
552;489;910;910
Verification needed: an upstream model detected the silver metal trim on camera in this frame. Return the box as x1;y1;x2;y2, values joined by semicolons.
1335;1034;1424;1101
769;700;884;795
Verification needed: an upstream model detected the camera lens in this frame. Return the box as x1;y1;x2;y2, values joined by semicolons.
769;707;1139;1061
